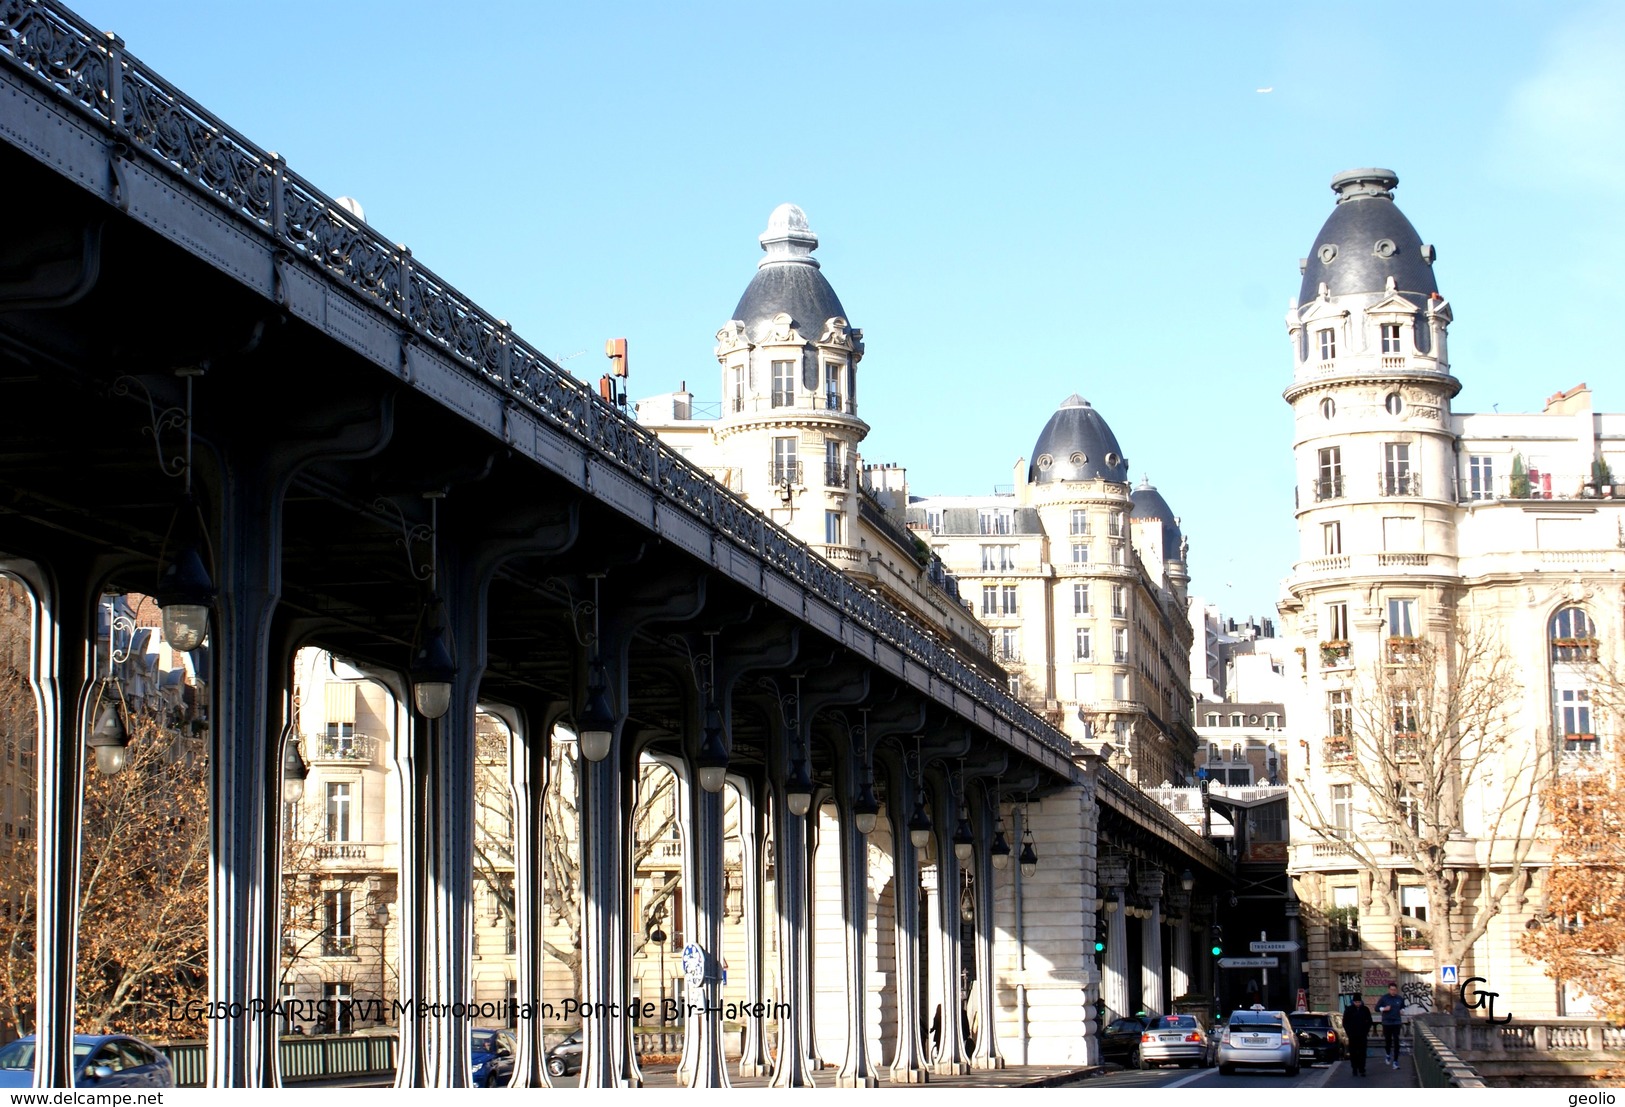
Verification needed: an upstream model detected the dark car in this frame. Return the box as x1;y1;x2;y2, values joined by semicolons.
0;1035;174;1088
1100;1015;1154;1065
471;1028;516;1087
1290;1011;1344;1063
545;1031;583;1079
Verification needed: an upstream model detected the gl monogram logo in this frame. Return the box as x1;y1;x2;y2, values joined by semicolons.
1459;977;1512;1025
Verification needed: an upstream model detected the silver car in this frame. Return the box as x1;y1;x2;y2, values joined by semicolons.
1137;1013;1212;1069
1216;1008;1300;1076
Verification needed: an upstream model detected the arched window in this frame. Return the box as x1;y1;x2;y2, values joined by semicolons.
1549;606;1598;755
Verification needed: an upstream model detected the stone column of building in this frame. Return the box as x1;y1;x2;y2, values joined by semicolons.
669;759;698;1085
8;557;87;1088
833;737;877;1087
879;754;929;1083
1168;912;1192;1005
1102;892;1129;1020
1139;870;1166;1016
921;863;945;1060
802;793;825;1071
732;772;771;1076
968;781;1004;1070
686;745;731;1089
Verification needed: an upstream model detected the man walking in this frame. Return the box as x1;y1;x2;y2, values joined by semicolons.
1342;993;1373;1077
1374;983;1405;1068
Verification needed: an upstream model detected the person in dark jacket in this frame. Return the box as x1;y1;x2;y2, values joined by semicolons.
1341;994;1373;1076
1374;983;1406;1068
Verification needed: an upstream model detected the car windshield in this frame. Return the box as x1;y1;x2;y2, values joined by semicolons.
1159;1016;1199;1029
0;1041;32;1070
1295;1015;1333;1028
1107;1018;1144;1032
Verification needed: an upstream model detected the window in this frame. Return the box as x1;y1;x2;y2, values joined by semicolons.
731;364;746;412
1328;689;1353;739
1112;672;1130;699
1468;455;1495;500
824;510;843;545
1383;442;1413;495
1007;675;1022;697
1317;446;1343;500
1392;692;1420;756
322;888;353;955
1320;396;1336;420
1070;509;1090;536
1265;713;1280;728
1396;783;1421;835
1380;324;1403;354
1551;607;1599;754
1001;585;1018;615
1318;328;1337;360
772;436;799;484
1229;715;1244;728
1550;606;1596;658
981;545;1016;571
323;982;354;1034
1074;627;1092;661
1113;627;1128;663
978;509;1013;535
824;362;844;411
1387;597;1417;638
1111;585;1126;618
824;440;843;486
1331;783;1353;837
1400;886;1429;948
1385;391;1404;415
1557;689;1594;751
1329;885;1360;952
998;627;1020;662
1325;602;1349;642
1107;512;1124;538
1322;521;1342;555
981;586;998;616
926;510;943;534
770;360;795;407
325;782;353;842
1109;541;1125;566
1071;542;1090;565
1205;716;1220;729
1072;583;1090;615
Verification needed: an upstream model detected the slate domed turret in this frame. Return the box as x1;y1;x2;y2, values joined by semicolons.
730;204;851;346
1131;478;1189;598
1028;395;1128;484
1297;169;1439;306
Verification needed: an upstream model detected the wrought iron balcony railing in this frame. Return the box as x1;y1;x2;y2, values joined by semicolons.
1314;476;1344;501
0;0;1075;768
312;733;378;763
1380;472;1422;496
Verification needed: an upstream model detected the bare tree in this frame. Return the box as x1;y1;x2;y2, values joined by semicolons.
1294;617;1549;1011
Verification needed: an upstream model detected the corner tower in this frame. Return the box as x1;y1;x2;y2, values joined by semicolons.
713;204;868;548
1283;170;1461;619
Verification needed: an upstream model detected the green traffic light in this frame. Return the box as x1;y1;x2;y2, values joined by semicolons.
1211;945;1223;956
1095;940;1106;953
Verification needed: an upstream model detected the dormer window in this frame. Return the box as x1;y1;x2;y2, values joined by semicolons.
771;360;795;408
1381;324;1403;354
824;361;845;412
1318;329;1337;360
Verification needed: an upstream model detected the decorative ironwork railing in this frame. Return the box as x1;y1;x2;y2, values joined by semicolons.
0;0;1072;765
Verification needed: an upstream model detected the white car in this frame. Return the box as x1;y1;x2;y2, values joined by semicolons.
1216;1008;1300;1076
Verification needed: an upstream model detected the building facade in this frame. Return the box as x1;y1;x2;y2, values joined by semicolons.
1278;169;1625;1016
909;402;1200;788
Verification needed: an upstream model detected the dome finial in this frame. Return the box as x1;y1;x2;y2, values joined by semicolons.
759;203;820;269
1330;168;1398;203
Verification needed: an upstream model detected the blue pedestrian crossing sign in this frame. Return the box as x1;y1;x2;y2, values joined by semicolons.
1440;964;1458;985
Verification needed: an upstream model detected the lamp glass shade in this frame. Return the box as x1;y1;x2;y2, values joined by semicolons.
854;810;877;835
86;695;129;776
413;680;452;720
853;778;879;836
160;602;210;653
786;758;813;817
94;743;128;776
953;817;974;862
282;738;308;804
696;719;728;792
908;801;932;849
1180;869;1195;892
991;828;1011;870
409;601;457;720
1019;840;1038;878
576;675;616;762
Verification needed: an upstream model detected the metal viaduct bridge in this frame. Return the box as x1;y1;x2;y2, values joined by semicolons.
0;0;1231;1087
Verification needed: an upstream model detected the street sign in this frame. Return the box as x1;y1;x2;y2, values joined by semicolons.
1440;964;1459;985
1218;956;1279;968
1249;940;1300;953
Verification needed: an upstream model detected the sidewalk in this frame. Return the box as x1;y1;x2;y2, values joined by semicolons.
1320;1041;1414;1089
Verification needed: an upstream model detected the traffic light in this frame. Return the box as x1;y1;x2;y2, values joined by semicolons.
1094;936;1106;956
1210;924;1224;958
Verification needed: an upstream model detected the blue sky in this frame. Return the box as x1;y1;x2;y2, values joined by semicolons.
73;1;1625;621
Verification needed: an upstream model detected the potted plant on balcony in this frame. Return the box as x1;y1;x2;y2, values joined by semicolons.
1320;639;1351;666
1385;635;1424;661
1323;735;1352;762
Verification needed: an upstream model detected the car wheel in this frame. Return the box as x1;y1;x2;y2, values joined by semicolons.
1138;1053;1153;1070
547;1057;567;1078
1219;1063;1234;1076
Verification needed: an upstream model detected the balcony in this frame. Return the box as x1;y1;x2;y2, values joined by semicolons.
768;460;803;487
823;461;848;488
311;734;378;764
1386;636;1424;663
1323;736;1353;764
1313;476;1344;502
1319;640;1350;668
1377;552;1430;567
1381;355;1406;371
1380;472;1422;496
321;935;357;957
